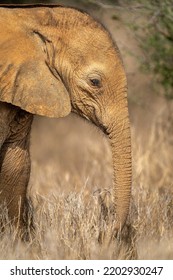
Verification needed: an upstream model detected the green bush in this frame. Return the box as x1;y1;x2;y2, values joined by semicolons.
130;0;173;99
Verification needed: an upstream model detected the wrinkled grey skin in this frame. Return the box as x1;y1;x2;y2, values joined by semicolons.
0;5;132;237
0;102;33;233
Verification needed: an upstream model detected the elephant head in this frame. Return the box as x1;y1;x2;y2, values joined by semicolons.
0;5;132;232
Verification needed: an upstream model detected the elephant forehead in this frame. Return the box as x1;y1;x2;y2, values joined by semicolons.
64;25;112;50
64;43;117;71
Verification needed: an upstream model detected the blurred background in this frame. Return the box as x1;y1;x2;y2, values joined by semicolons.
1;0;173;259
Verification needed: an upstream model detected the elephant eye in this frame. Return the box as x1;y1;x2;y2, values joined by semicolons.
90;78;101;87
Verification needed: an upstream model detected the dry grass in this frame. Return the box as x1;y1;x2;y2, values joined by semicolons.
0;102;173;260
0;1;173;260
131;102;173;259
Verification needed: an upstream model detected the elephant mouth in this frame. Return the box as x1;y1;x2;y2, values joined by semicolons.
97;122;108;135
72;108;109;136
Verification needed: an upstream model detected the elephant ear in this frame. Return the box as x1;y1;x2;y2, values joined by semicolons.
0;30;71;118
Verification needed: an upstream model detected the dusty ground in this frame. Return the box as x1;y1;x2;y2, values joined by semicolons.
0;1;173;259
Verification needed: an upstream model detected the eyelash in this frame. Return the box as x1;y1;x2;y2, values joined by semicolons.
90;78;101;87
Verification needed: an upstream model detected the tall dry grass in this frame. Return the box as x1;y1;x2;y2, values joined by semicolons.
131;102;173;259
0;101;173;260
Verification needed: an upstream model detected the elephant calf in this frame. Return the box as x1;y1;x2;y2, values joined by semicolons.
0;4;132;236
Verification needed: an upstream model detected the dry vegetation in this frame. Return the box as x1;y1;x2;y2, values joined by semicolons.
0;1;173;260
0;107;173;260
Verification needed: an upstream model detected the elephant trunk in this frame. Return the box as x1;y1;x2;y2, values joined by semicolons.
107;106;132;232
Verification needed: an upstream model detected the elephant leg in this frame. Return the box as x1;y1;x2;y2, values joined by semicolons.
0;111;33;235
0;136;4;150
0;102;17;149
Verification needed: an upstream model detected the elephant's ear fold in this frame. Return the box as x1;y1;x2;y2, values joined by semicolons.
0;41;71;118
